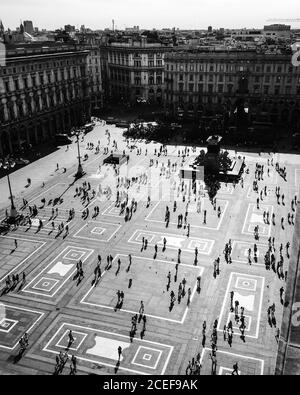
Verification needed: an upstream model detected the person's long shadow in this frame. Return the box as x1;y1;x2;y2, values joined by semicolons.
268;316;273;327
16;282;25;293
52;181;77;207
77;276;84;286
126;264;131;273
129;329;135;343
65;340;73;351
114;360;120;374
55;231;63;239
10;248;16;254
114;301;121;312
72;269;79;280
10;282;18;292
0;286;8;296
13;349;25;364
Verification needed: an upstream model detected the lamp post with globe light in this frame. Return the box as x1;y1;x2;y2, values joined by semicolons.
0;158;18;221
71;127;84;179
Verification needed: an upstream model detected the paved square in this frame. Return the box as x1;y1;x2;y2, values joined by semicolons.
0;303;44;350
28;318;173;375
28;182;97;213
231;240;268;266
56;330;88;351
242;203;273;237
81;254;204;323
217;272;265;338
128;230;214;255
0;124;297;375
145;198;229;230
132;346;162;369
22;246;94;299
0;318;18;333
74;221;121;242
200;348;264;375
0;236;46;282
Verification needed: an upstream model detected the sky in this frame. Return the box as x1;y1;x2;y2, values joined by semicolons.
1;0;300;31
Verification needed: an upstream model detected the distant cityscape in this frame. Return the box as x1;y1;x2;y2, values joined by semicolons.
0;19;300;156
0;10;300;378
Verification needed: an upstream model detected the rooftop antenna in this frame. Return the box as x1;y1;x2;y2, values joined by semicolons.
112;19;114;31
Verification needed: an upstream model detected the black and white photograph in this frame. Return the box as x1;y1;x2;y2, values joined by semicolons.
0;0;299;382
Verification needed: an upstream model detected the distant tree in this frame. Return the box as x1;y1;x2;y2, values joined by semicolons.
141;30;160;42
194;149;206;166
218;150;232;173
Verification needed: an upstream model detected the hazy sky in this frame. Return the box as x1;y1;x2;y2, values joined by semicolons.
1;0;300;30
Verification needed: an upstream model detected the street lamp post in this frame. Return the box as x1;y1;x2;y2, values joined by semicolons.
71;128;84;179
0;158;18;221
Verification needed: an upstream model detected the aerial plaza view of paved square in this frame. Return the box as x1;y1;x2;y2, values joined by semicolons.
0;120;299;375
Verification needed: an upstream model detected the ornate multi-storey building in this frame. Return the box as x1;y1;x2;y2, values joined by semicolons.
100;37;171;105
164;49;300;128
76;33;103;115
0;42;101;156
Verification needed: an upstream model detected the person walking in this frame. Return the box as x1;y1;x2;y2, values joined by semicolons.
139;301;144;316
232;362;239;375
68;330;74;345
187;287;192;306
118;346;122;361
70;355;77;375
209;353;217;375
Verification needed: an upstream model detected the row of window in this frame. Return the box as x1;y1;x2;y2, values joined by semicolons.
1;58;83;76
170;83;300;95
133;76;163;85
133;60;163;67
166;63;295;73
2;68;81;93
2;87;83;121
171;74;300;84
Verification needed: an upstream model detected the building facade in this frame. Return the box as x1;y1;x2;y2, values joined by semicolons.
164;49;300;127
23;21;34;35
86;46;103;114
100;37;171;105
0;44;92;156
76;33;104;115
263;24;292;40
